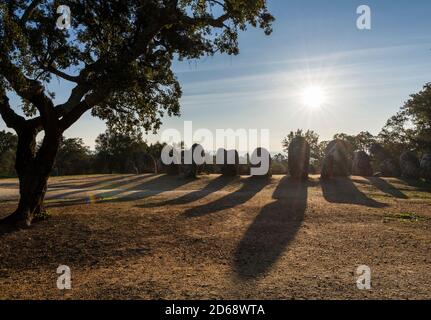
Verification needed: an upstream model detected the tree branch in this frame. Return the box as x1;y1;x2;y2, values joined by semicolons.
0;87;25;130
59;88;108;131
55;83;91;117
44;65;80;83
0;53;56;125
20;0;42;25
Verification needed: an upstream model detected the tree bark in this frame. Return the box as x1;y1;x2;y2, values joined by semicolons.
0;127;60;227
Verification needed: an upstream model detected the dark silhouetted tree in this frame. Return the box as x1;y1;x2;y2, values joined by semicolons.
0;0;274;225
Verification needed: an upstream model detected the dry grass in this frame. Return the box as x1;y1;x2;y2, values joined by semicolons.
0;174;430;300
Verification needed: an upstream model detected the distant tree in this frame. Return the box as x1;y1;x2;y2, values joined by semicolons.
273;153;288;163
333;131;376;153
399;83;431;153
54;137;92;176
271;153;288;174
94;129;149;174
355;131;377;152
0;130;17;154
0;130;17;177
0;1;274;225
333;133;356;150
378;110;417;160
282;129;320;159
146;142;167;173
377;83;431;158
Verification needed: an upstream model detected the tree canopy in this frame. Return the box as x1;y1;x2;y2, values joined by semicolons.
0;0;274;134
379;83;431;155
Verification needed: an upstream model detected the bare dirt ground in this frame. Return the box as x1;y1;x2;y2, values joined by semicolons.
0;174;430;300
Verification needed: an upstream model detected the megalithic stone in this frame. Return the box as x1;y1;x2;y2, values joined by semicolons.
352;151;373;177
321;139;351;179
400;151;420;180
377;158;400;177
288;137;310;180
250;147;272;178
420;154;431;181
165;147;180;175
217;148;239;176
181;144;205;179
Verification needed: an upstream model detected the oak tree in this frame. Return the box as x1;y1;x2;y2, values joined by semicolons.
0;0;274;226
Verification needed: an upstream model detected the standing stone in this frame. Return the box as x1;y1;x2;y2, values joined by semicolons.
400;151;420;180
321;139;351;179
164;147;180;175
288;137;310;180
166;163;180;175
250;147;272;178
369;143;389;162
218;148;239;176
181;144;205;179
377;159;400;177
352;151;373;176
420;154;431;181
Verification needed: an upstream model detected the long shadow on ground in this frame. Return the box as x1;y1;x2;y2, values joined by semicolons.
399;178;431;193
366;177;408;199
112;174;196;203
137;176;237;209
183;177;270;218
233;177;311;279
47;174;136;200
321;177;387;208
0;213;152;269
46;174;193;208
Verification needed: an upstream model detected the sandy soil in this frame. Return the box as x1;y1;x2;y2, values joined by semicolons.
0;174;430;300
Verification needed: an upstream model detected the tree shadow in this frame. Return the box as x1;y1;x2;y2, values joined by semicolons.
0;182;19;189
46;174;193;208
321;177;387;208
233;177;310;279
0;214;153;269
0;224;20;237
183;177;270;218
111;174;196;203
137;176;237;209
47;174;138;200
366;177;408;199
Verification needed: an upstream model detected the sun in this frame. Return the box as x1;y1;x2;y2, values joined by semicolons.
301;86;327;109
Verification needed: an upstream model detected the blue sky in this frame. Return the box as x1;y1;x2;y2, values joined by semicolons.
2;0;431;152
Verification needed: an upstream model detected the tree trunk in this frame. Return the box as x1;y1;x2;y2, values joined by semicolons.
151;155;158;174
0;128;60;227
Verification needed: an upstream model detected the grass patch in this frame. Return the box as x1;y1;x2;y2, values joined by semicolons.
384;212;428;223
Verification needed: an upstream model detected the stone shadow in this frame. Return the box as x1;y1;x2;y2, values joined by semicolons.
233;177;310;279
321;177;387;208
137;176;237;209
366;177;408;199
183;177;270;218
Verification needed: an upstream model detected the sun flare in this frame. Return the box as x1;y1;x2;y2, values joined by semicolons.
301;86;327;109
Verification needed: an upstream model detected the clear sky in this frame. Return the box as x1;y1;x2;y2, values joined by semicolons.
2;0;431;152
